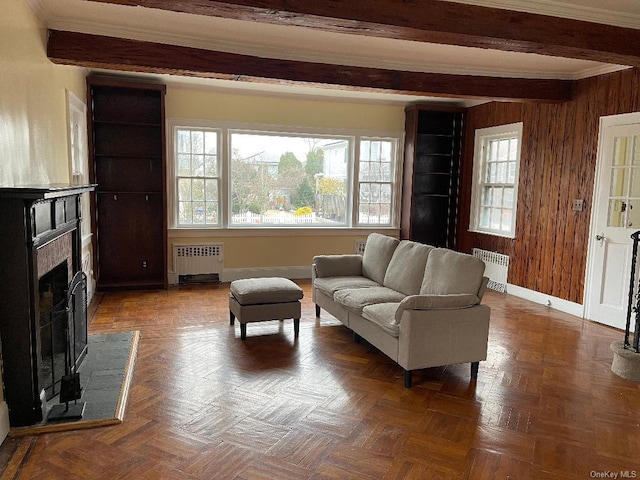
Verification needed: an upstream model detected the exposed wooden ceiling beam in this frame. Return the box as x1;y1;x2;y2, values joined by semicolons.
89;0;640;67
47;30;573;102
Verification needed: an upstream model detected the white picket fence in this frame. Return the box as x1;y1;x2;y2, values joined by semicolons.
232;211;316;225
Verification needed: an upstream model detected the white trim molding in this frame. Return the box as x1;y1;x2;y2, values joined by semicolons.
507;283;584;318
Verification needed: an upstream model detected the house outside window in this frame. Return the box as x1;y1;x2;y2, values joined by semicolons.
170;122;400;229
469;122;523;238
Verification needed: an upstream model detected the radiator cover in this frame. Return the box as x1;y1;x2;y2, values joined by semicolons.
472;248;509;293
174;244;223;275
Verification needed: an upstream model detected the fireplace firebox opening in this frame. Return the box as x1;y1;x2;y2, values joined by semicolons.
38;261;70;400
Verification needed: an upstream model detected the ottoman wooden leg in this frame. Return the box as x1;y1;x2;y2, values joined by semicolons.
240;323;247;340
293;318;300;338
230;311;235;325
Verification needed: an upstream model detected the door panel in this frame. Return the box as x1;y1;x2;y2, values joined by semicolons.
587;121;640;329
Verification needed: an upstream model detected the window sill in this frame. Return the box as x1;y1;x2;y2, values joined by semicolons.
168;227;400;238
468;228;515;240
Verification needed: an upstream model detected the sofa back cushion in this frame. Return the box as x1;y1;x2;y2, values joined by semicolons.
420;248;486;295
383;241;433;295
362;233;399;284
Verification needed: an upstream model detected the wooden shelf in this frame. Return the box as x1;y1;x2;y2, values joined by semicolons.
88;75;167;290
401;106;464;248
93;120;162;127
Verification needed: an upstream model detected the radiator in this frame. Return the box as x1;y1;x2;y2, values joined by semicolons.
174;244;223;275
355;240;366;255
472;248;509;293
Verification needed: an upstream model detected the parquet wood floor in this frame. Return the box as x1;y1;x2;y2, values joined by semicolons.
1;280;640;479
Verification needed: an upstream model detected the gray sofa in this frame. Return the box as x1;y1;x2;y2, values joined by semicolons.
312;233;490;387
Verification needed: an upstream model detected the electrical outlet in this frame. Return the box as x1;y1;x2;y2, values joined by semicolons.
142;261;147;268
572;199;585;211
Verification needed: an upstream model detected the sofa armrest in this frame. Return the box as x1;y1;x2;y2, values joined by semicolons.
397;304;491;371
395;294;480;324
313;254;363;278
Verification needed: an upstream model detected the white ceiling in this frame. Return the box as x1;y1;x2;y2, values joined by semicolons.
29;0;640;106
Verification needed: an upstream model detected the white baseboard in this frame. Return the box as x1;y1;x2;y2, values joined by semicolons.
506;283;584;318
168;266;312;285
0;401;9;444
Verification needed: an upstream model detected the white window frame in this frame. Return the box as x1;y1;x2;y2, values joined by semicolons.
356;137;398;226
174;127;222;228
167;119;402;231
66;90;88;185
469;122;523;238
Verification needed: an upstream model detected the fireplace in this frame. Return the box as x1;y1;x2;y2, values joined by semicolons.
38;263;88;401
0;184;94;427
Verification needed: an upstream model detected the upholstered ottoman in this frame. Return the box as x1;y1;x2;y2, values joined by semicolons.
229;277;304;339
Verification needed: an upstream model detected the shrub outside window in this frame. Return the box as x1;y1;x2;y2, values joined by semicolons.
469;123;523;238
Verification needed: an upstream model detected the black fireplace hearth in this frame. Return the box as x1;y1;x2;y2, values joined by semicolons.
0;184;94;427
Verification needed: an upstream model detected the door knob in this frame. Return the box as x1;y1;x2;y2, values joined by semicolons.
596;233;604;241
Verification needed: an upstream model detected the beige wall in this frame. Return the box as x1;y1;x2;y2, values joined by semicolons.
0;0;86;187
166;86;405;131
0;0;406;277
166;86;406;275
0;0;87;440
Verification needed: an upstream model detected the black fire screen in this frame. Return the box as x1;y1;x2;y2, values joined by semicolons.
38;268;88;400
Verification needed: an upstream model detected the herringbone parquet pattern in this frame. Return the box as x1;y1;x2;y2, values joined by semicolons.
1;281;639;479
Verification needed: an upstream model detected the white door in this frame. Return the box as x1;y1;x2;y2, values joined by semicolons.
586;116;640;329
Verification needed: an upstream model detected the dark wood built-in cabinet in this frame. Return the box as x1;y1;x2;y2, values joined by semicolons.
401;106;464;248
87;76;167;289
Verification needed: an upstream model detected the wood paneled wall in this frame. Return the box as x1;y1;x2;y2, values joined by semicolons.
457;68;640;304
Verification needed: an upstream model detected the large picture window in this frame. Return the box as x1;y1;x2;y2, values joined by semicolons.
229;132;350;226
170;122;399;229
469;122;523;238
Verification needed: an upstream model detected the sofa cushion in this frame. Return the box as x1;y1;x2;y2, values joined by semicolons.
395;294;481;324
383;241;433;296
314;254;362;278
229;277;304;305
421;249;486;296
362;233;399;284
333;286;405;315
362;303;400;337
314;276;379;297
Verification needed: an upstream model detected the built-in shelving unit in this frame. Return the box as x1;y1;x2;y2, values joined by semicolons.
401;106;464;248
87;76;167;289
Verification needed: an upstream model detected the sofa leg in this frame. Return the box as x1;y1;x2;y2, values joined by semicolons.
404;370;412;388
293;318;300;338
230;311;235;325
240;323;247;340
471;361;479;379
315;305;320;317
353;332;362;343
